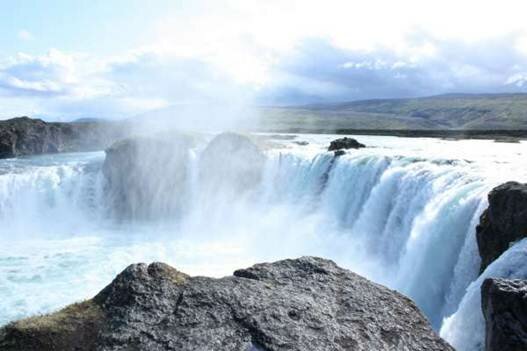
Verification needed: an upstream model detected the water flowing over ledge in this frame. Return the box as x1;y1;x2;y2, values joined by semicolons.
0;134;526;350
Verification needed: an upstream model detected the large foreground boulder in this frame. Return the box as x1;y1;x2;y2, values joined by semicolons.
481;278;527;351
103;134;193;220
0;116;125;159
0;257;452;351
476;182;527;272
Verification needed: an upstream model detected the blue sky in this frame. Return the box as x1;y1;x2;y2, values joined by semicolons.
1;0;527;120
0;1;174;55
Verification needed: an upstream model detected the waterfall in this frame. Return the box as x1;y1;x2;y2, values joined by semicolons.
258;152;489;330
0;136;524;351
440;238;527;351
0;152;106;237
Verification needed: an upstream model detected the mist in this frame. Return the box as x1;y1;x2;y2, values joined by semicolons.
2;2;527;350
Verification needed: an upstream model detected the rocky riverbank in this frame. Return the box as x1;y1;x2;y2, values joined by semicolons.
0;117;127;159
0;257;452;351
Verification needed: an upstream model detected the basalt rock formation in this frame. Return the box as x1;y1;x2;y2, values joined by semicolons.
476;181;527;272
327;137;365;155
0;116;125;159
481;278;527;351
0;257;453;351
102;134;193;220
199;132;266;194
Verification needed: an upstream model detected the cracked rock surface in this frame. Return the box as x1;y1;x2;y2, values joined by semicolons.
481;278;527;351
0;257;452;351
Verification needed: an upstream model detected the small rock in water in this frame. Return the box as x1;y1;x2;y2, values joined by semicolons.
327;137;366;151
293;140;309;146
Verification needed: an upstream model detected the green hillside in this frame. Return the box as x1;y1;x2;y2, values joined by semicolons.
258;93;527;132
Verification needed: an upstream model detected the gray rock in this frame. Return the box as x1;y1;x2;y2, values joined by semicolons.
476;181;527;272
293;141;309;146
102;134;193;220
199;132;266;195
481;278;527;351
0;257;453;351
327;137;365;152
0;116;125;159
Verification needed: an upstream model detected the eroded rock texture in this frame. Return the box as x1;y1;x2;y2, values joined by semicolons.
0;257;452;351
481;278;527;351
0;117;124;159
476;181;527;272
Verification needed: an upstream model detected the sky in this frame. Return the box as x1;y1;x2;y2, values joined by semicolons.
1;0;527;120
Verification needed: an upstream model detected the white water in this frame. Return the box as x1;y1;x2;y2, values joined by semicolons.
0;133;526;351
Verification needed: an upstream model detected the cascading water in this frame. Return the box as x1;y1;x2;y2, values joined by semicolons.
0;133;526;351
0;152;106;237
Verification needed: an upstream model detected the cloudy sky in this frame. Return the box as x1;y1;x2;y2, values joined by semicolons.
1;0;527;120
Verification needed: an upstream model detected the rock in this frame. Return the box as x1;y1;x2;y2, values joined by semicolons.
0;257;453;351
327;137;365;152
334;150;346;157
102;134;193;220
293;141;309;146
200;132;266;194
481;278;527;351
0;116;126;159
476;182;527;272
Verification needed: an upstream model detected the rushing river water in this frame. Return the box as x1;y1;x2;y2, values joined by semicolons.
1;133;526;351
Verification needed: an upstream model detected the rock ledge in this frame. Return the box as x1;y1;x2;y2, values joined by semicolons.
481;278;527;351
476;181;527;272
0;257;452;351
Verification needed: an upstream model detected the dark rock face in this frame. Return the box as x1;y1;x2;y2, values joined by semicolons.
200;132;266;194
0;116;125;159
102;135;193;220
476;182;527;272
0;257;453;351
327;137;365;152
481;278;527;351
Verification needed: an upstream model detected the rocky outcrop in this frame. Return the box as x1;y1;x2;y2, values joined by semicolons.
327;137;365;153
200;132;266;194
0;257;452;351
0;116;126;159
476;182;527;272
102;134;193;220
481;278;527;351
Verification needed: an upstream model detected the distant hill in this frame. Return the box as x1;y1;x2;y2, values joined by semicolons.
72;117;109;123
259;93;527;132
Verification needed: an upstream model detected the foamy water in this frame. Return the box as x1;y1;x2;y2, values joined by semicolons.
1;134;526;351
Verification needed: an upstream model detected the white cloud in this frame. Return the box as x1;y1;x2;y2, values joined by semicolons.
137;0;527;94
506;73;527;87
3;0;527;119
0;47;255;119
18;30;33;41
0;49;114;98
